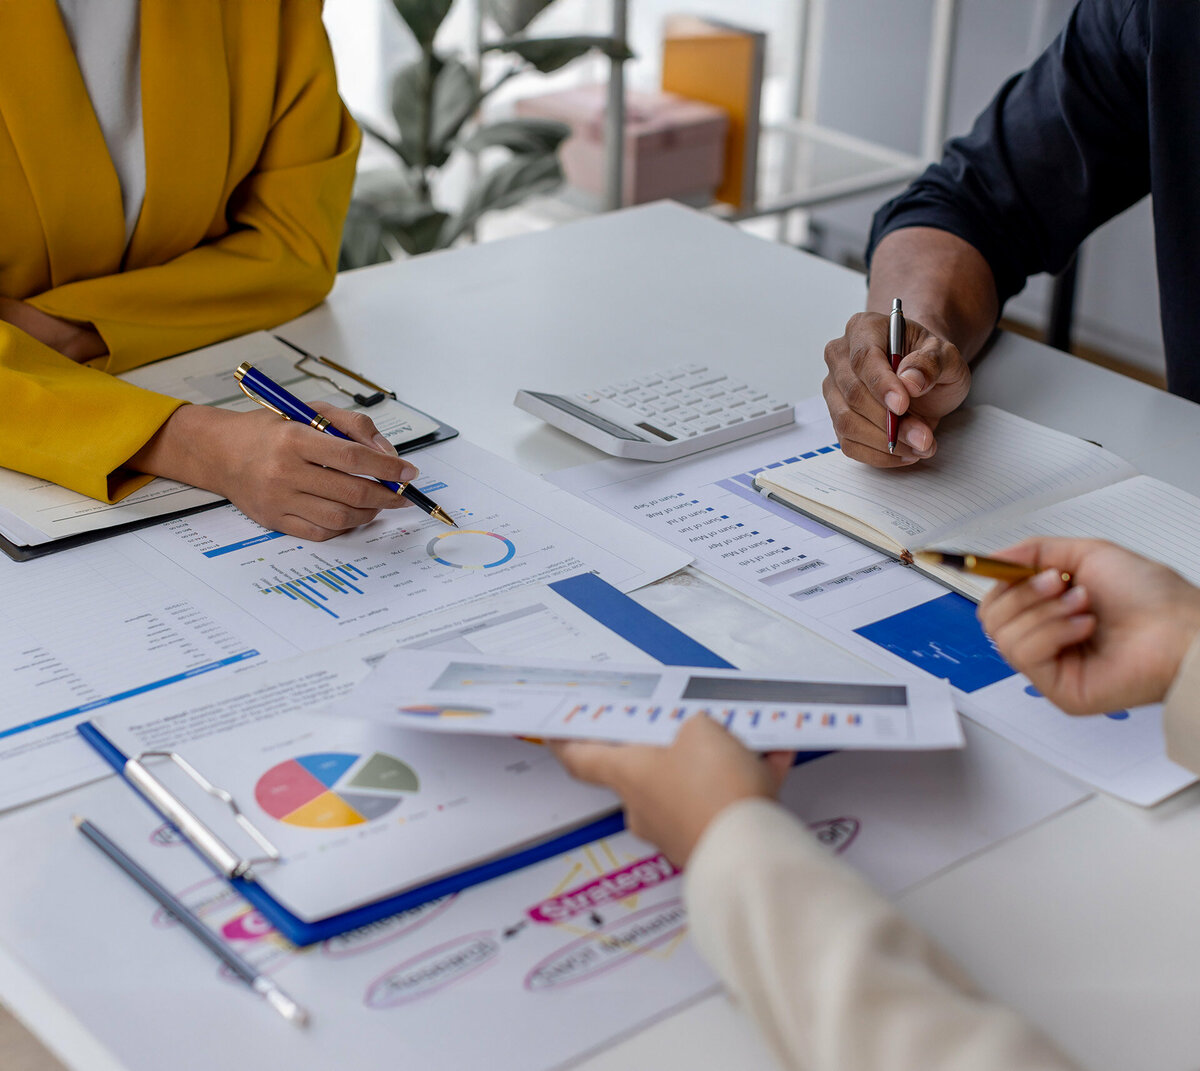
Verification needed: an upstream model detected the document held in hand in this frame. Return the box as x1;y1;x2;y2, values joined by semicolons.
339;650;963;752
753;405;1200;600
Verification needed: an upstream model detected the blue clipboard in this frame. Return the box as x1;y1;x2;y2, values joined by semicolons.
77;573;745;947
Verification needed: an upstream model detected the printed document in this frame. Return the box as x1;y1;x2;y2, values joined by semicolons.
551;396;1195;805
341;649;963;751
0;436;688;811
0;720;1086;1071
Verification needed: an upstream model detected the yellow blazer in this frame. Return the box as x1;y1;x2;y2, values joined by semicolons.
0;0;360;502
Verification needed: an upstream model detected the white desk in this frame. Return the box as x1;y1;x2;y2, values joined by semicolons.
4;202;1200;1071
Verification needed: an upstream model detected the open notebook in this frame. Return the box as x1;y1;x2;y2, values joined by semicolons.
754;405;1200;601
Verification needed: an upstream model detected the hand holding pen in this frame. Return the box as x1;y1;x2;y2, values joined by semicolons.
820;306;971;469
235;364;456;528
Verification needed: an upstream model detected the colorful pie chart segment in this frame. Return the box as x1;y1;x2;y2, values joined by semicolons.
255;751;419;829
399;704;493;719
426;529;516;569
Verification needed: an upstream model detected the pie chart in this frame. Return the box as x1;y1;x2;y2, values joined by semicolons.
255;751;419;829
399;704;492;719
426;529;516;569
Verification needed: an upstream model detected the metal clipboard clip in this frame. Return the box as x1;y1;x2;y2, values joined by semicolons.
125;750;281;882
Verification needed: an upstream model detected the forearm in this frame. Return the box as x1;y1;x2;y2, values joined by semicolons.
866;227;999;363
686;799;1080;1071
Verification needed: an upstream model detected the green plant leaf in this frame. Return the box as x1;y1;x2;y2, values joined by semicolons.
339;202;391;270
391;55;442;170
428;58;481;163
357;117;416;168
440;152;563;247
389;0;454;48
461;117;571;154
485;35;635;73
351;167;424;212
384;208;452;256
392;56;482;168
484;0;557;36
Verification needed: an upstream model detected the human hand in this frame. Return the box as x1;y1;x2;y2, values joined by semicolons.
550;716;794;868
822;311;971;467
978;538;1200;714
129;402;420;540
0;296;107;362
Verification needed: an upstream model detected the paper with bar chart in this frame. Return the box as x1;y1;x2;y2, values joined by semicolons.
342;650;963;751
551;395;1195;805
0;438;686;812
134;437;687;651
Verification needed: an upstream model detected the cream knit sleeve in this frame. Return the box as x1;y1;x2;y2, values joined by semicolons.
683;798;1081;1071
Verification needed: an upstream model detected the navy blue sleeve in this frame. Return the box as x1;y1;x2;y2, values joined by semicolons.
868;0;1149;306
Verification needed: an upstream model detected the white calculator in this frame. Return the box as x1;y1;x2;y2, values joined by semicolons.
514;364;794;461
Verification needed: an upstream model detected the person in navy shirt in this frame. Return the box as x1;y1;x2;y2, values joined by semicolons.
822;0;1196;467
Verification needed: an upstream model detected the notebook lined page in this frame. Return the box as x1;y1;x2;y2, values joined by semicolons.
759;406;1136;546
955;475;1200;585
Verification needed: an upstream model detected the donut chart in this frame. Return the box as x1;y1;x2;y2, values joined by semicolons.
255;751;419;829
426;529;516;570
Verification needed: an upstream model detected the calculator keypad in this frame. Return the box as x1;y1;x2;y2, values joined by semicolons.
575;366;790;442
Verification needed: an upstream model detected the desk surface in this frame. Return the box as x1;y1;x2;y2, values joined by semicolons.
5;202;1200;1071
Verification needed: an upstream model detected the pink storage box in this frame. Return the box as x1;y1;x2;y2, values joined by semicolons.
514;85;728;206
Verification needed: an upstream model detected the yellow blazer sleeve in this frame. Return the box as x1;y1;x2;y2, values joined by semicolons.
1;323;185;502
26;4;360;374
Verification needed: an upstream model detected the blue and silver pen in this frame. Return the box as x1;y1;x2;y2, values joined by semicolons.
234;362;456;528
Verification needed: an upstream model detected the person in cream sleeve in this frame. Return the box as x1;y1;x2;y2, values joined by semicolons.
553;537;1200;1071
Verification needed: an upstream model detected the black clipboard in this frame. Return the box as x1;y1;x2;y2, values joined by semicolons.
0;403;458;562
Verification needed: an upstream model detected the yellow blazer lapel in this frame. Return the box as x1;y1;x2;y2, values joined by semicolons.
0;0;125;286
126;0;230;270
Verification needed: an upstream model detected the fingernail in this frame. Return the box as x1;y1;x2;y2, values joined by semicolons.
1060;584;1088;609
1031;568;1062;596
884;390;905;414
900;369;926;393
903;427;929;452
399;465;418;483
372;433;394;455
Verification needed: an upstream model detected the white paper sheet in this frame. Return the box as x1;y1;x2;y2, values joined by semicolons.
550;397;1196;805
0;437;688;812
85;577;707;921
0;720;1086;1071
340;649;963;751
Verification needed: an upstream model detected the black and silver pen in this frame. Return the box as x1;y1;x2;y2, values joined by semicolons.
74;815;310;1027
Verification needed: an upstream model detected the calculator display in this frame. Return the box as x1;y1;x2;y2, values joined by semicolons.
526;392;646;441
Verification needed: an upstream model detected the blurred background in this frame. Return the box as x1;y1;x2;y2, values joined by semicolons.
325;0;1163;386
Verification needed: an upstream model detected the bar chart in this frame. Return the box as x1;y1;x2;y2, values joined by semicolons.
257;561;371;619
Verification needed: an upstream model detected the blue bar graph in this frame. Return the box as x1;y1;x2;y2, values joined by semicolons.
855;593;1016;693
260;563;371;619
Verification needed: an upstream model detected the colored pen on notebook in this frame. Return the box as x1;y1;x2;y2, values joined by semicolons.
234;362;456;527
73;815;310;1027
887;297;905;455
914;550;1072;585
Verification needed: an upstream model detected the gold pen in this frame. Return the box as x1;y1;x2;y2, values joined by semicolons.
914;550;1071;585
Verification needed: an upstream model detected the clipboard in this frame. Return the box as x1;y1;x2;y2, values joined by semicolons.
0;407;457;563
76;573;737;947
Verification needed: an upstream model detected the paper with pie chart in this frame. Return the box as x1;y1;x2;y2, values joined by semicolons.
346;650;964;751
254;751;420;828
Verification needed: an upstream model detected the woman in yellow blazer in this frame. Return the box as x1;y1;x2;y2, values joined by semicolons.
1;0;419;539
